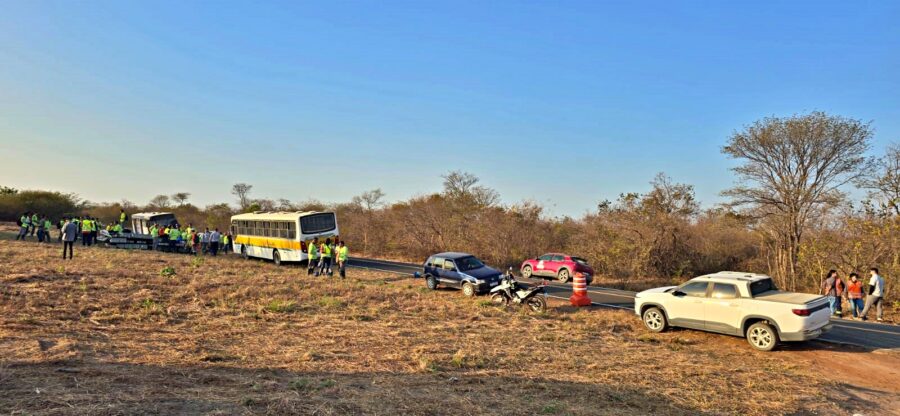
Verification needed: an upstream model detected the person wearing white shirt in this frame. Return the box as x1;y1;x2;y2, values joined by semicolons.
860;267;886;322
209;229;221;256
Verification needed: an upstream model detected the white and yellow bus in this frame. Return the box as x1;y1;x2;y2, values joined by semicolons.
230;211;339;265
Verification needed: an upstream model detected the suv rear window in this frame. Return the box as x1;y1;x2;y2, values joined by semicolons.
749;279;777;296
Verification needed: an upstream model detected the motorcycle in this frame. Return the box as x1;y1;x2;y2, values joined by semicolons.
489;268;548;313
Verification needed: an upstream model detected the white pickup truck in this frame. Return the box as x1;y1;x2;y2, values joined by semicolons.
634;272;831;351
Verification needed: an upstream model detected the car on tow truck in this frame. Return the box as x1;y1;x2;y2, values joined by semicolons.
420;252;503;297
634;271;831;351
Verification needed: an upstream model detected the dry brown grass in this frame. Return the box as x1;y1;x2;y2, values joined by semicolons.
0;238;858;415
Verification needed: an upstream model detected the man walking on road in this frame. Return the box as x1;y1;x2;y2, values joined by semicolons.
860;268;886;322
846;273;866;319
61;218;77;259
821;270;844;317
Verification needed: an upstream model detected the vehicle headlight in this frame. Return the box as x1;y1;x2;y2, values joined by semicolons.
475;279;486;284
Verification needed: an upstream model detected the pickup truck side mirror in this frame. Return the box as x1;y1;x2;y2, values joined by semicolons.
672;290;686;297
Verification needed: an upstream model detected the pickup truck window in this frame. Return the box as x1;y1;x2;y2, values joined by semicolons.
711;283;738;299
750;279;777;296
680;282;709;297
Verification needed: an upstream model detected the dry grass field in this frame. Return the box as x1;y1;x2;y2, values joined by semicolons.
0;237;897;415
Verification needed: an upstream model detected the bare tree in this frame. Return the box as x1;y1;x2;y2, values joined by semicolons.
148;194;172;209
231;183;253;210
722;112;873;290
351;189;386;255
171;192;191;206
351;188;386;211
858;143;900;215
442;171;499;208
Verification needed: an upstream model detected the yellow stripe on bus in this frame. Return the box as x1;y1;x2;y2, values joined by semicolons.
234;235;340;251
235;236;302;250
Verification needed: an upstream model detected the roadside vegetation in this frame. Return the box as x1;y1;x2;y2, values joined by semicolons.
1;112;897;296
1;240;894;415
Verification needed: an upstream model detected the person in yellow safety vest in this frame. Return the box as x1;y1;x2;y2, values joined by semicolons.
168;226;181;252
319;238;333;277
16;212;30;241
150;224;159;250
112;222;123;235
119;209;127;224
337;241;349;278
81;218;92;247
222;234;230;255
29;213;39;236
42;217;53;243
307;237;320;276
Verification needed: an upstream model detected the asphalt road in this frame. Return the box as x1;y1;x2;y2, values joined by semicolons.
347;257;900;350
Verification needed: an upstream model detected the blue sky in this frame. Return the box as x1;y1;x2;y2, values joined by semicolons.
1;1;898;216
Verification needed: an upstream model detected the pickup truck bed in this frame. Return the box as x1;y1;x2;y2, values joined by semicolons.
753;290;823;305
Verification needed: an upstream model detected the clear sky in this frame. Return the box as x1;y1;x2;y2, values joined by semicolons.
1;1;898;217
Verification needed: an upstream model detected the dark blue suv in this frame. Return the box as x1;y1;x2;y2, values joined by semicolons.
421;252;502;297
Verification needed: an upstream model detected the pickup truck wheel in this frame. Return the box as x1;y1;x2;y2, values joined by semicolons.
642;307;667;333
522;265;533;279
462;282;476;297
425;275;438;290
557;269;570;283
747;322;778;351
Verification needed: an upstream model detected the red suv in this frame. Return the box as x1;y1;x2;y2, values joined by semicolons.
520;253;594;284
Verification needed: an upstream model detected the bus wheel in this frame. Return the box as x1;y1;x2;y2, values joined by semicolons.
273;250;282;266
241;245;248;260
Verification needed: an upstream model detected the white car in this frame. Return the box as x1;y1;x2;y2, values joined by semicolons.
634;272;831;351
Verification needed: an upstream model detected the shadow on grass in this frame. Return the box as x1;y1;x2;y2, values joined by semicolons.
1;360;702;416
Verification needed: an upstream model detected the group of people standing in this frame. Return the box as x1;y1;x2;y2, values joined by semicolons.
306;237;349;278
15;212;55;243
822;268;887;322
148;223;232;256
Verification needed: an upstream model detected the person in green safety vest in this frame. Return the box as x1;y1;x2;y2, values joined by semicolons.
337;241;349;278
30;213;39;236
112;222;123;235
42;217;53;244
119;209;127;224
150;224;159;250
168;226;181;252
16;212;30;241
81;218;92;247
319;238;333;277
307;237;320;276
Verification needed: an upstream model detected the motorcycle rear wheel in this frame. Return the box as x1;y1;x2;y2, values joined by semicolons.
526;296;547;313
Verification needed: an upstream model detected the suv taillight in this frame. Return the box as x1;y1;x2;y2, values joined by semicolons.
791;309;811;317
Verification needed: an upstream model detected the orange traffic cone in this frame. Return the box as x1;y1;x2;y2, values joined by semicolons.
570;272;592;307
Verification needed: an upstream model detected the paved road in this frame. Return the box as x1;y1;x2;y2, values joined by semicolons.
347;257;900;350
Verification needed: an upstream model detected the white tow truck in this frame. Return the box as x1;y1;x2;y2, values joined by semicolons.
634;271;831;351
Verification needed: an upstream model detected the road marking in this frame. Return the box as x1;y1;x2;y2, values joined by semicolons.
830;323;900;336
